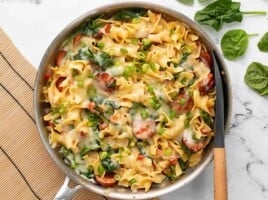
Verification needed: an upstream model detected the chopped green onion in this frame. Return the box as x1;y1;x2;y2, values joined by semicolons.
140;109;149;119
129;178;137;185
149;62;156;71
179;98;186;105
157;126;165;135
100;151;109;160
137;51;146;60
147;85;154;95
87;87;96;96
97;165;105;176
142;38;151;46
164;148;172;156
184;112;192;128
114;174;121;181
169;110;176;119
149;97;161;110
58;106;65;114
169;28;175;36
77;80;84;88
141;63;150;72
131;38;139;45
120;48;128;54
183;45;192;54
123;64;138;79
132;18;141;24
181;77;187;85
97;41;105;49
70;162;77;169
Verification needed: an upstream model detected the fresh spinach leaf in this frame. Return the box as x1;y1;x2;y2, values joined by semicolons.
221;29;258;60
194;0;266;31
113;8;146;21
244;62;268;96
258;32;268;52
177;0;211;5
198;0;212;3
177;0;194;5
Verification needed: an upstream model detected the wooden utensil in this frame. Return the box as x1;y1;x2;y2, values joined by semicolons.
212;51;228;200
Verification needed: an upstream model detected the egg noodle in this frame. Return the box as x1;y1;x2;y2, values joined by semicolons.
43;9;215;192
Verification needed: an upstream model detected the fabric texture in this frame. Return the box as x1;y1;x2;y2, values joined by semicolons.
0;28;106;200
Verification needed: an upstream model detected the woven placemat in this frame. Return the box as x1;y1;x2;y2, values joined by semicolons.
0;28;105;200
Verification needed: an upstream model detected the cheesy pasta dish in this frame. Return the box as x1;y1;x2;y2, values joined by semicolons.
43;8;215;192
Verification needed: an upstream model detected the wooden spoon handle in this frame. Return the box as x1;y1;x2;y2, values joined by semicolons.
214;148;228;200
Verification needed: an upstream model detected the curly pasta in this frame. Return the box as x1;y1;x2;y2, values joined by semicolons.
42;9;215;192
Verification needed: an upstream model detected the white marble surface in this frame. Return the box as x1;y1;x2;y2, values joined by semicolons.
1;0;268;199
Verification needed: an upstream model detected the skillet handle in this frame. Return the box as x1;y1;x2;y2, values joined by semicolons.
54;177;83;200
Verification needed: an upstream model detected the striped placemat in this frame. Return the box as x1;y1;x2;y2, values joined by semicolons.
0;28;105;200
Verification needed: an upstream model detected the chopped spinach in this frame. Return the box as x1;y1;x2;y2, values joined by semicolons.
87;112;100;127
113;8;146;21
80;166;94;179
80;146;91;157
74;47;113;70
178;158;187;172
177;52;190;66
200;109;213;128
137;141;147;155
80;18;103;36
101;157;119;172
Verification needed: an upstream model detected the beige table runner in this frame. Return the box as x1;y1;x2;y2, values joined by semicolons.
0;28;105;200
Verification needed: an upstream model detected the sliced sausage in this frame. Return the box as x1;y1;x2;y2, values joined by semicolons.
73;34;83;46
132;115;156;140
95;174;117;187
170;93;193;114
198;73;215;96
182;129;205;153
56;50;66;67
200;51;212;69
55;77;66;92
93;23;111;39
95;72;116;92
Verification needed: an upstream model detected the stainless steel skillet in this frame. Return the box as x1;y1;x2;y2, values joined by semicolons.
34;2;232;199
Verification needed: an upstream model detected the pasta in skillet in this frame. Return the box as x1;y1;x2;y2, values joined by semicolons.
43;8;215;192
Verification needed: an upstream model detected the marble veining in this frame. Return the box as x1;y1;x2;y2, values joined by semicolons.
228;93;254;132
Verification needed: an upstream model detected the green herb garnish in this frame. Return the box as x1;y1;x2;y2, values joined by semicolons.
113;8;146;21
